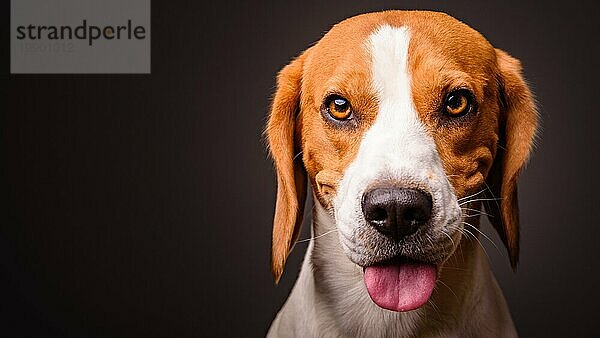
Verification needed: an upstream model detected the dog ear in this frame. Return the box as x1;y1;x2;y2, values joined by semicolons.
266;51;310;283
485;49;538;269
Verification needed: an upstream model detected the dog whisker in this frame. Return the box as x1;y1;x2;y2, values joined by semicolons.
427;299;443;322
461;207;492;218
463;227;491;262
458;197;503;206
437;279;459;303
457;189;487;203
462;213;484;218
441;229;455;247
462;221;501;254
449;225;491;262
296;228;338;243
440;266;468;272
292;151;303;162
483;181;502;217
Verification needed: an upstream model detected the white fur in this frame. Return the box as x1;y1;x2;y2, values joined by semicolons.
268;198;516;337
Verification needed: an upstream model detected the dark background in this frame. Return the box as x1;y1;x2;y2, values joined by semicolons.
3;1;599;337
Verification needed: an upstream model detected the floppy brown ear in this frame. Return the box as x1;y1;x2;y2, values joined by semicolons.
266;51;309;283
485;49;538;269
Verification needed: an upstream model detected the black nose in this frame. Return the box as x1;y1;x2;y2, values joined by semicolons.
361;188;432;241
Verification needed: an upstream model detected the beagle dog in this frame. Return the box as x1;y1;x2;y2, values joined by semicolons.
266;10;537;337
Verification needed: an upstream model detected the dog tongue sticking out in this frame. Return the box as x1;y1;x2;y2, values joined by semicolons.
364;260;437;312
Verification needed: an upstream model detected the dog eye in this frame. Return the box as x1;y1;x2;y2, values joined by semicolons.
325;95;352;120
444;90;473;117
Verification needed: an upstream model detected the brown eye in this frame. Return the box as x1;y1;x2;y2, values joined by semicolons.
326;96;352;120
444;90;473;116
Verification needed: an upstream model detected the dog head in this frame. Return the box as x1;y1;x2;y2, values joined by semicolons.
266;11;537;311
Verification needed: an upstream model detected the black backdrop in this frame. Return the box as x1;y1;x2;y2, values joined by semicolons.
3;1;600;337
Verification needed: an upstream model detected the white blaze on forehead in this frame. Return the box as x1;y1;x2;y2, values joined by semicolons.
365;25;438;171
370;25;413;115
333;25;451;240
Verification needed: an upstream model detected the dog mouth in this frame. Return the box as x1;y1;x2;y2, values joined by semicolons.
363;256;437;312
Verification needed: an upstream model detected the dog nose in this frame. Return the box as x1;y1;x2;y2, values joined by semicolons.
361;188;432;241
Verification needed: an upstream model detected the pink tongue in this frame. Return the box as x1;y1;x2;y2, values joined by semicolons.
364;261;436;312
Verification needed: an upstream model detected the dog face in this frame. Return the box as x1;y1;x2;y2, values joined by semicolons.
267;11;537;310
